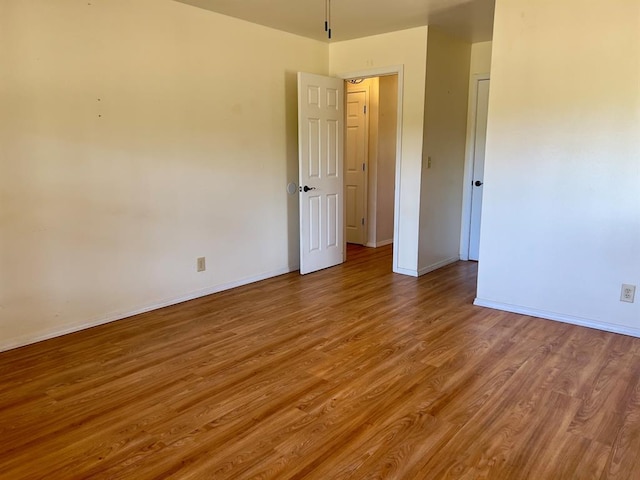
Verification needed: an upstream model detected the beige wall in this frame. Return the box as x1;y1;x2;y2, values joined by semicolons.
476;0;640;331
470;41;493;75
419;29;471;273
376;75;398;244
330;27;429;275
0;0;328;350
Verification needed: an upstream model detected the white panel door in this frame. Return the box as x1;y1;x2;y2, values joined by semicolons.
345;88;368;245
298;72;344;275
469;78;490;261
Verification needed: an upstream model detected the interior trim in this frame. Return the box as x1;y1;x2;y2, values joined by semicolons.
474;298;640;338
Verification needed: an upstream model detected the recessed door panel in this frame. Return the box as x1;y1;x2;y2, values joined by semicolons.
327;194;338;248
346;185;358;228
309;195;321;252
308;118;321;178
326;88;338;110
326;119;338;178
307;86;320;108
346;126;358;172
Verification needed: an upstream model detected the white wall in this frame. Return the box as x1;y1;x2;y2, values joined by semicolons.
0;0;328;350
377;76;398;245
330;27;429;275
476;0;640;333
419;29;471;274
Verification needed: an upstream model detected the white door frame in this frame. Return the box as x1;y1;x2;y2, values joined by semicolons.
460;73;490;261
336;65;404;273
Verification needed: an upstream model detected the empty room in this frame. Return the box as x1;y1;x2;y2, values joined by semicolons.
1;0;639;478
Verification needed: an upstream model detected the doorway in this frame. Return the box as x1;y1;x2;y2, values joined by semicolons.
345;81;369;245
460;74;490;261
344;75;398;250
297;67;403;275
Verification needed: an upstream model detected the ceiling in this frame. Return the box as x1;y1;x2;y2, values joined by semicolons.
174;0;495;43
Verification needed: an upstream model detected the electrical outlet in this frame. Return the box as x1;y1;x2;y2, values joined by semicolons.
620;284;636;303
197;257;206;272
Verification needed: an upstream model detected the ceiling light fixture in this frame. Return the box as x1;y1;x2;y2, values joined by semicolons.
324;0;332;40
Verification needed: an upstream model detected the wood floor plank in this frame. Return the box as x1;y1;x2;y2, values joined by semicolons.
1;244;640;479
600;363;640;480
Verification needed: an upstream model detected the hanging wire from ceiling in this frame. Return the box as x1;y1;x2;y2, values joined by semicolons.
324;0;332;40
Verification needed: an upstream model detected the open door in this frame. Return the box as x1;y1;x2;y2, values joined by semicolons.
298;72;344;275
468;77;490;261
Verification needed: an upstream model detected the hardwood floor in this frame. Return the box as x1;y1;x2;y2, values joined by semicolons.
1;244;640;479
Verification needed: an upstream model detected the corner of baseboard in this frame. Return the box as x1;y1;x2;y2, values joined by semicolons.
418;256;460;276
376;239;394;247
393;266;419;277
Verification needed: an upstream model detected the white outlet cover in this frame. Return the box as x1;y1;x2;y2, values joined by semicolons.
621;284;636;303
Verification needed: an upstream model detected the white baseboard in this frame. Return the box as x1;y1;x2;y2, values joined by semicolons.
474;298;640;338
394;256;460;278
418;256;460;277
0;265;298;353
376;239;394;247
365;239;393;248
393;266;419;277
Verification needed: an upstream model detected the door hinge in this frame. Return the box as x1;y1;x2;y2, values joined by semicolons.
364;105;367;114
361;218;365;226
362;163;366;171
